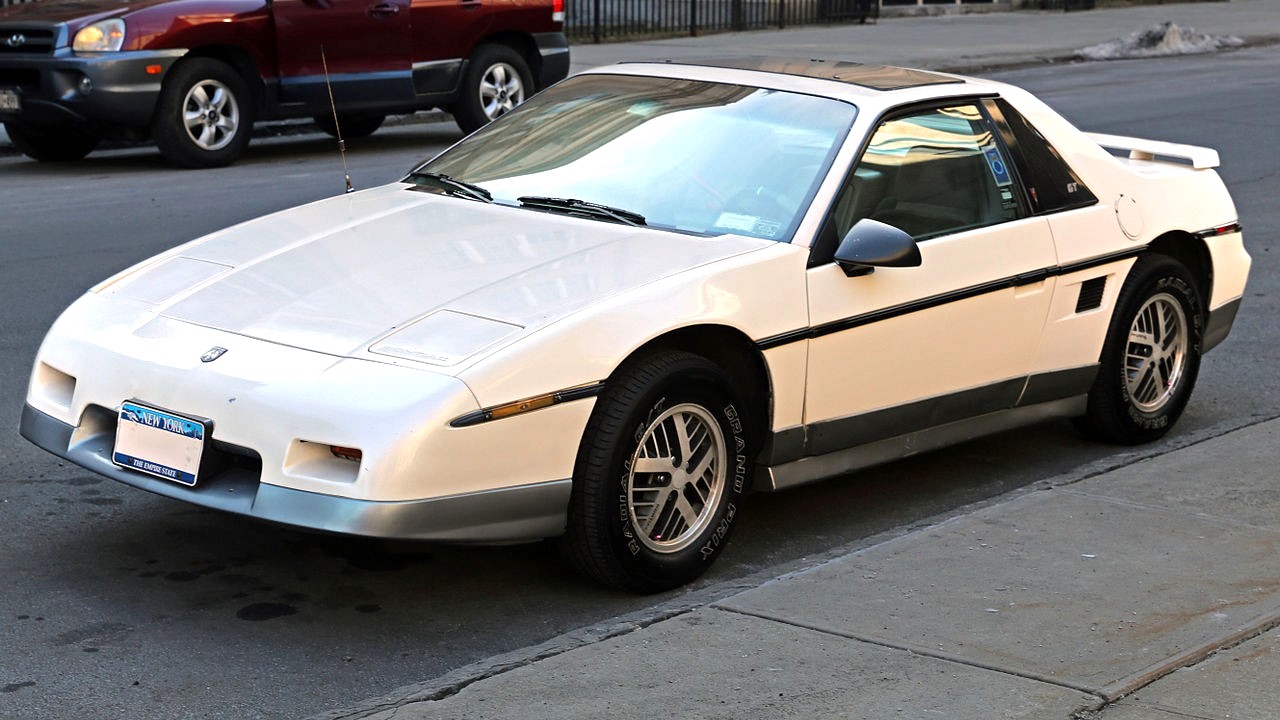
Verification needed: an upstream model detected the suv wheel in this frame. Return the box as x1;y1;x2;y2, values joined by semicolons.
152;58;253;168
451;44;533;135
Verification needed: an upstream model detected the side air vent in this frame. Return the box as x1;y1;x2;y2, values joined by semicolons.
1076;276;1107;313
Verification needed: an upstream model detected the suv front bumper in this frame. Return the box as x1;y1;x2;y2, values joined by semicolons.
0;48;185;131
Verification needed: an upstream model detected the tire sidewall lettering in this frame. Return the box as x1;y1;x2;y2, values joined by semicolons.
1112;266;1203;435
615;387;749;567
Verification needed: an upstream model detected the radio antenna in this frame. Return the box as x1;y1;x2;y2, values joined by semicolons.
320;45;354;194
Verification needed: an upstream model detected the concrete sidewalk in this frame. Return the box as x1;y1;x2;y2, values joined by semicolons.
328;418;1280;720
3;0;1279;155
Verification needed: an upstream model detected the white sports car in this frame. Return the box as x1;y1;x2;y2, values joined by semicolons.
22;58;1250;592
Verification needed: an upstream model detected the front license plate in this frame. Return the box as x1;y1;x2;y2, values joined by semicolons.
113;401;207;486
0;89;19;112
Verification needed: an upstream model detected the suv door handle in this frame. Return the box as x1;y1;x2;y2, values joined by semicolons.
368;2;400;16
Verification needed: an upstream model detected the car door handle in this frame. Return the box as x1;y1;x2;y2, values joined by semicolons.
368;2;400;17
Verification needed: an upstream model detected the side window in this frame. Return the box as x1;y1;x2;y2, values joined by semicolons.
829;104;1022;242
985;98;1097;214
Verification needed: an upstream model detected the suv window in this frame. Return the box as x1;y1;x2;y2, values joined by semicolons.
829;104;1022;243
985;98;1097;214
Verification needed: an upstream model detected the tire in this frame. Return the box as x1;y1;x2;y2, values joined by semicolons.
451;44;533;135
1074;255;1204;445
151;58;253;168
563;351;755;593
5;122;99;162
314;113;385;140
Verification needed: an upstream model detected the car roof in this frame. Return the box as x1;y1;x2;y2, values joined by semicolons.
624;57;964;91
586;58;1003;112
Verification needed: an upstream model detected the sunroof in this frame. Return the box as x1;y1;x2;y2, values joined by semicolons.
639;57;964;91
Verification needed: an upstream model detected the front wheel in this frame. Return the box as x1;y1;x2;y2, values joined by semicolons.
1074;255;1204;444
450;44;533;135
563;351;755;593
151;58;253;168
5;122;99;162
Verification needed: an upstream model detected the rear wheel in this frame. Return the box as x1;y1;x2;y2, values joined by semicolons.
1075;255;1203;444
5;122;99;161
313;112;385;140
152;58;253;168
563;351;754;593
451;44;533;134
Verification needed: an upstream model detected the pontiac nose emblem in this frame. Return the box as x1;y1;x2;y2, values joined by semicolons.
6;33;26;48
201;346;228;363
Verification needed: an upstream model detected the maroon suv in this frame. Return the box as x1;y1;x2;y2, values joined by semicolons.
0;0;569;167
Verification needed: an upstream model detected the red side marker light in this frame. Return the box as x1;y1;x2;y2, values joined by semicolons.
145;64;163;75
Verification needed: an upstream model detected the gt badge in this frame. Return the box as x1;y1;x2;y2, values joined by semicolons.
201;347;228;363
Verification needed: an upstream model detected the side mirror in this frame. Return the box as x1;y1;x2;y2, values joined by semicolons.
833;218;922;277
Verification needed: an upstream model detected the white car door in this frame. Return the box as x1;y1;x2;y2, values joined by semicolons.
787;102;1060;470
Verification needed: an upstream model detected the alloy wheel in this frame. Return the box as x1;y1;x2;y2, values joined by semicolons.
626;403;728;553
181;79;240;151
479;62;524;121
1124;292;1188;413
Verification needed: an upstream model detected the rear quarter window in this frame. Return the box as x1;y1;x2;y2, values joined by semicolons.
986;98;1097;214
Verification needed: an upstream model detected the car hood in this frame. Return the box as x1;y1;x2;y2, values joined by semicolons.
103;183;769;363
0;0;165;24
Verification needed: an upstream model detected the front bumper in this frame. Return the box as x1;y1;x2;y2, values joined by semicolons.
0;48;185;130
23;290;594;542
21;403;571;541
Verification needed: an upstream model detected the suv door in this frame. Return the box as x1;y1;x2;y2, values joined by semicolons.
800;102;1058;457
273;0;414;109
408;0;494;94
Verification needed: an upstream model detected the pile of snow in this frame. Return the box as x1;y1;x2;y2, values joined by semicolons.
1076;22;1244;60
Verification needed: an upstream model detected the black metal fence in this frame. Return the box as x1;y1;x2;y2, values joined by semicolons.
565;0;880;43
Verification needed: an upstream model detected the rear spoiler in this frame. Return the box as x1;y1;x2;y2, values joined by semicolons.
1086;132;1220;170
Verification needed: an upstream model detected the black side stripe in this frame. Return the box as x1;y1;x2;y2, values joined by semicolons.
757;246;1147;351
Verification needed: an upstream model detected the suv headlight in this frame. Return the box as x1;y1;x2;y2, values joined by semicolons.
73;19;126;52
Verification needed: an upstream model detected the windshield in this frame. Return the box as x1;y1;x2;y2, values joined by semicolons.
416;74;858;241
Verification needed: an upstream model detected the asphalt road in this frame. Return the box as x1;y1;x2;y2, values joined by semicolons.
1;47;1277;720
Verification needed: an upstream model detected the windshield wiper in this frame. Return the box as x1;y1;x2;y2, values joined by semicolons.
517;196;646;227
406;171;493;203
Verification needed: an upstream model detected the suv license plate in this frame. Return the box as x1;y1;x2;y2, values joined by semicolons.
113;401;208;486
0;89;19;112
